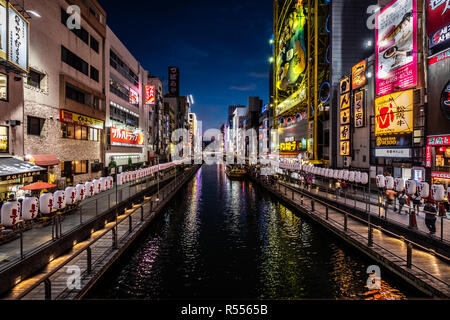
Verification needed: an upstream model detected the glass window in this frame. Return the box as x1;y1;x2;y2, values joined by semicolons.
75;125;82;140
81;126;88;140
89;128;99;141
0;126;8;153
0;73;7;101
67;124;75;139
28;116;44;136
27;70;42;89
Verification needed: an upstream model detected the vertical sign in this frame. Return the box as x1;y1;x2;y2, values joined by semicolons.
168;66;179;96
425;146;432;167
354;90;365;128
375;0;417;96
0;0;6;60
145;85;155;105
352;60;366;90
339;76;351;156
427;0;450;54
8;3;29;73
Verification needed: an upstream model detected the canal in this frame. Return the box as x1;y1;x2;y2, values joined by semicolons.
87;164;423;300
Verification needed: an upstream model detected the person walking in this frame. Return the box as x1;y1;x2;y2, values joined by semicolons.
423;200;437;235
409;191;421;229
384;189;397;215
398;191;408;215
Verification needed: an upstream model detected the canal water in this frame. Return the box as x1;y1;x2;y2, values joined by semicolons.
87;165;423;300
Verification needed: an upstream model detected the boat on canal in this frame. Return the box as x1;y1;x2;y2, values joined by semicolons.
225;165;247;180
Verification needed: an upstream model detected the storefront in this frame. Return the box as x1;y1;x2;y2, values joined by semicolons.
278;118;308;163
427;135;450;187
0;158;45;201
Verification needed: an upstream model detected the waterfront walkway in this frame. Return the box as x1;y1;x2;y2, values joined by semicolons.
0;167;180;272
251;173;450;297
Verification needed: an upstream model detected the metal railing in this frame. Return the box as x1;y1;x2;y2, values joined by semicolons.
251;172;450;292
14;167;196;300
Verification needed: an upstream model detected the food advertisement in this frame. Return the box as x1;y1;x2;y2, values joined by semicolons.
276;0;307;115
340;77;350;94
352;60;366;90
375;0;417;96
110;127;144;147
427;0;450;54
375;89;413;136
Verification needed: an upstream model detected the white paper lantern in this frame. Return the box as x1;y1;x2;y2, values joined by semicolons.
1;201;20;227
405;180;417;195
348;171;355;182
431;184;445;202
376;175;386;188
39;193;53;214
418;182;430;198
53;191;66;210
65;187;76;205
361;172;369;185
75;184;86;201
100;177;108;191
108;176;114;189
22;197;39;220
93;179;101;195
85;181;94;198
338;170;345;180
343;170;349;181
394;178;405;192
354;172;362;184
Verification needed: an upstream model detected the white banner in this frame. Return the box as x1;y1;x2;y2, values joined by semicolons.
8;4;29;72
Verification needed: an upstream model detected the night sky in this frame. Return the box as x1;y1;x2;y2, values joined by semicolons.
98;0;273;131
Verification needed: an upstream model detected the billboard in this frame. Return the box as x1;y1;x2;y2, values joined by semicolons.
168;67;179;96
129;88;139;105
0;0;6;60
110;127;144;147
354;90;365;128
145;85;155;105
352;60;366;90
427;0;450;54
375;0;417;96
275;0;307;115
8;3;29;73
60;110;104;130
375;89;413;136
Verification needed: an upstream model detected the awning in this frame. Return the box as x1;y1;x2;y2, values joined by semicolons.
0;157;46;181
21;182;57;190
27;154;60;166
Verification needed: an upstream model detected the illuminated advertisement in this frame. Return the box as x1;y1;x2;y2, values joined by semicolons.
275;0;307;115
340;93;350;109
340;77;350;94
375;148;411;158
0;125;7;153
340;141;350;156
340;109;350;125
60;110;104;130
279;140;306;152
145;85;155;105
375;89;413;136
129;88;139;105
427;0;450;54
8;3;29;73
428;48;450;65
0;0;6;60
354;90;365;128
376;134;411;147
168;66;179;97
441;81;450;120
340;125;350;141
426;146;432;167
110;127;144;147
428;135;450;146
352;60;366;90
375;0;417;96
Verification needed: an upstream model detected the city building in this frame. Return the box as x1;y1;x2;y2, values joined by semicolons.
23;0;107;188
105;26;147;173
145;75;164;165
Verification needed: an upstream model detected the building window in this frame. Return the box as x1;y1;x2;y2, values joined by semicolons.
61;8;89;45
89;127;99;141
27;116;45;136
27;70;42;89
62;122;99;142
109;77;130;102
90;35;99;53
110;50;139;87
66;84;86;104
90;66;99;82
61;46;89;76
0;126;8;153
73;160;88;174
74;125;82;140
0;73;7;101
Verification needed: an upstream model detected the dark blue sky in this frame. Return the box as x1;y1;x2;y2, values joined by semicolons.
98;0;273;130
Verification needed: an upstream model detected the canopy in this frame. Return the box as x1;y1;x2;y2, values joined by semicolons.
21;182;56;190
27;154;59;166
0;157;45;181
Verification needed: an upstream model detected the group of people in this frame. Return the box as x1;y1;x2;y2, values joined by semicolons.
384;188;449;236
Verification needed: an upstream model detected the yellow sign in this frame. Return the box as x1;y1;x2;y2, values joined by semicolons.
375;90;413;136
340;125;350;141
340;109;350;125
340;141;350;156
352;60;366;90
340;77;350;95
340;93;350;109
60;110;104;130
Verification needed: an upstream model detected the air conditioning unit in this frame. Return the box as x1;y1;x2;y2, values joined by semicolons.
343;156;351;168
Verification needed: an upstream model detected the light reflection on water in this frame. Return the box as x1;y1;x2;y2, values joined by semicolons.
87;165;421;300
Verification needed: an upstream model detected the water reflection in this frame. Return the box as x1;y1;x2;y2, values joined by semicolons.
88;165;420;300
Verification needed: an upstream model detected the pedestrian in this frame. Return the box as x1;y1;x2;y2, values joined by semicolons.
384;189;397;214
398;191;408;215
411;191;422;215
423;200;437;235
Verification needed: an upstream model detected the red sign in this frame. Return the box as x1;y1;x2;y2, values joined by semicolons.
428;48;450;64
145;85;155;105
427;135;450;146
427;0;450;37
110;127;145;147
432;172;450;180
426;146;432;167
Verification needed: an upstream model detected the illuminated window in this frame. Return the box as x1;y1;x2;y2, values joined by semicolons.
75;125;82;140
0;126;8;153
0;73;7;101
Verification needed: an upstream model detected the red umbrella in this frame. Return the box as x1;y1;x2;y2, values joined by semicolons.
21;182;57;190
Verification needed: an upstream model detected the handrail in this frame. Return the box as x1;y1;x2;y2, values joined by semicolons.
251;173;450;289
12;167;197;300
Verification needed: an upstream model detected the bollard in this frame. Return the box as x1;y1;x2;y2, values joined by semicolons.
86;247;92;273
311;200;315;212
406;242;412;269
325;206;329;220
